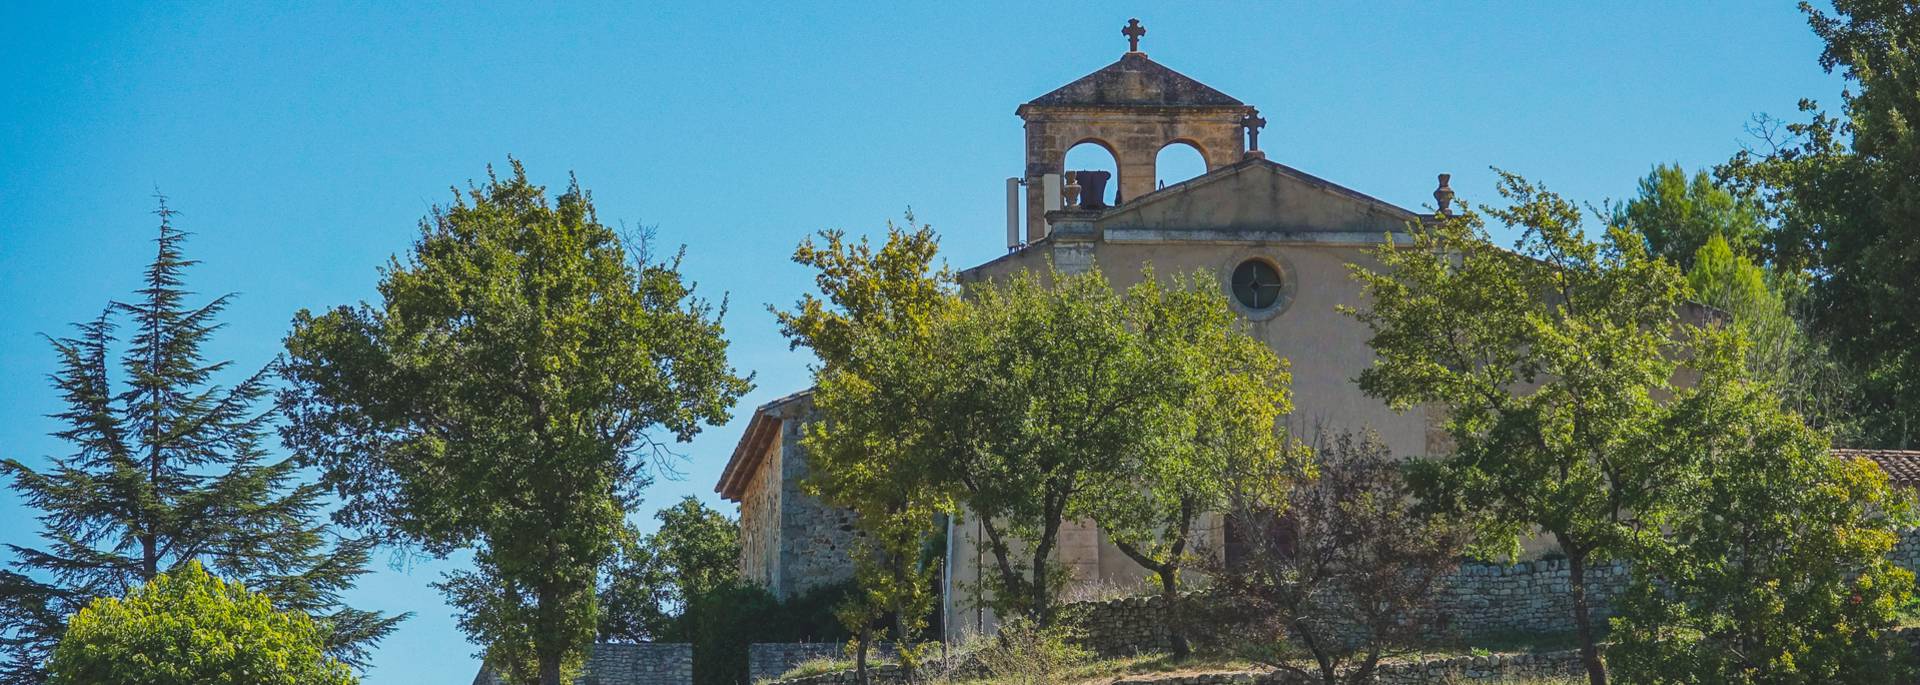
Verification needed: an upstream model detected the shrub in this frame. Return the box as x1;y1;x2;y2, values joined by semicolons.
971;617;1091;685
47;561;356;685
682;581;851;685
1203;430;1469;685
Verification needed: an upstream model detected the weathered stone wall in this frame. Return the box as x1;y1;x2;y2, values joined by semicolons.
1065;594;1176;656
774;413;860;600
1431;559;1628;639
577;644;693;685
1891;528;1920;572
473;643;692;685
737;431;783;594
1062;559;1631;657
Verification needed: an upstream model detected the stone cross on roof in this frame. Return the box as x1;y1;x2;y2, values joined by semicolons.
1123;18;1146;53
1241;107;1267;151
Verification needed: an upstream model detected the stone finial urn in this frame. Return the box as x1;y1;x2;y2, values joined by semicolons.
1434;173;1456;216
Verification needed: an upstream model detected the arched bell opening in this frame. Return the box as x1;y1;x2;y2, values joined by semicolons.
1155;140;1208;190
1064;139;1122;209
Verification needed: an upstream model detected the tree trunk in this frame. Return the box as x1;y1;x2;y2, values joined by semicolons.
1157;567;1190;659
1562;541;1607;685
855;625;871;685
976;518;1026;618
1292;617;1337;685
537;580;564;685
1029;522;1057;627
890;553;916;681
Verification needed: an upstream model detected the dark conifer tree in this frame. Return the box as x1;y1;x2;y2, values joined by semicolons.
0;197;403;684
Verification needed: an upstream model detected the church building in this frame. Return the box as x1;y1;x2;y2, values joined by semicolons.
716;20;1458;635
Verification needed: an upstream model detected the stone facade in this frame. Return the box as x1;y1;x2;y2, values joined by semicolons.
719;393;860;601
472;643;692;685
772;411;861;600
735;422;782;594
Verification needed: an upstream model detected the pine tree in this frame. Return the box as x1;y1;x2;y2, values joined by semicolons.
0;197;403;685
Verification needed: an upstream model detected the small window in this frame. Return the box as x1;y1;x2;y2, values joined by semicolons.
1232;259;1285;310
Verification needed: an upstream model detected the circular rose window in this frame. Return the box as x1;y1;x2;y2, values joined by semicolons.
1231;259;1285;310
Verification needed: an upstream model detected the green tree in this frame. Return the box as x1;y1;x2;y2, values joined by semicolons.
279;162;751;685
597;496;742;643
927;267;1183;626
1204;430;1469;685
0;199;397;685
1609;331;1917;684
1347;172;1698;685
1081;271;1305;659
678;582;852;685
795;244;1184;628
1685;236;1859;437
1617;164;1767;270
777;221;956;678
596;497;769;685
1719;1;1920;447
46;560;356;685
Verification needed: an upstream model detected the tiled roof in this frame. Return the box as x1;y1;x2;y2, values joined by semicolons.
1836;448;1920;488
714;389;813;502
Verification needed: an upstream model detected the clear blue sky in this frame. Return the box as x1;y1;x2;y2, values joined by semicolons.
0;3;1847;683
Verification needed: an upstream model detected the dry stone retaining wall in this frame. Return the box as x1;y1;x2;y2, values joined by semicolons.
1067;594;1176;656
473;643;692;685
1065;559;1631;657
1431;559;1627;639
1891;529;1920;571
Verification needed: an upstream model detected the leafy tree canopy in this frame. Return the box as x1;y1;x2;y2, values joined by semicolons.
1609;331;1917;684
598;496;742;643
1720;0;1920;447
47;561;356;685
1686;235;1861;437
1348;171;1695;685
0;199;396;685
1618;163;1767;270
1079;270;1307;658
280;161;750;685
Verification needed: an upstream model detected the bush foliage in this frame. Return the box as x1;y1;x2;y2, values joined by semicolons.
47;561;355;685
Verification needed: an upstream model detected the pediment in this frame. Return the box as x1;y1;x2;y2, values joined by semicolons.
1023;53;1244;111
1094;159;1426;243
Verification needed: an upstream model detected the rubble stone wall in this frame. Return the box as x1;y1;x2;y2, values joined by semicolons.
774;415;860;601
